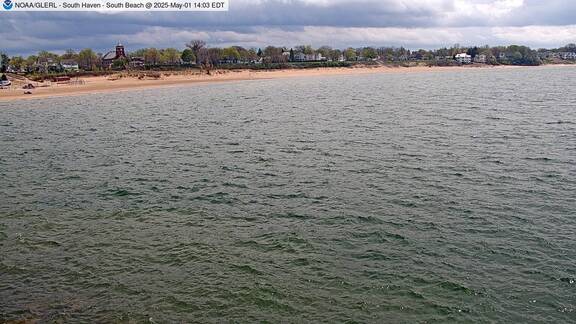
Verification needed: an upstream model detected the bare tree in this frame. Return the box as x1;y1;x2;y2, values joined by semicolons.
186;40;206;65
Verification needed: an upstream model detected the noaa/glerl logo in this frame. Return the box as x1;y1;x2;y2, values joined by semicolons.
3;0;13;10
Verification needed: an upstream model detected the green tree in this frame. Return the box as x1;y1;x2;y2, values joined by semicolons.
317;46;332;59
233;46;249;62
0;53;9;72
112;57;128;70
181;48;195;63
505;45;541;66
467;46;480;58
37;50;59;63
144;48;161;65
78;48;97;70
130;48;147;58
329;49;342;61
24;55;38;72
222;47;241;62
247;48;259;62
9;56;24;71
362;47;378;59
295;45;314;55
344;48;357;61
161;48;181;64
563;43;576;52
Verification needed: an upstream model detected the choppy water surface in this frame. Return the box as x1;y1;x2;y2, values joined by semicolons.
1;66;575;323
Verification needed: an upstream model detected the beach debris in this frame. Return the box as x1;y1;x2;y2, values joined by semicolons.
54;76;71;83
0;74;11;87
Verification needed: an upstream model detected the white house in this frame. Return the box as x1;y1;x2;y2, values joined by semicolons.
61;59;80;71
455;53;472;64
293;52;306;62
293;52;322;62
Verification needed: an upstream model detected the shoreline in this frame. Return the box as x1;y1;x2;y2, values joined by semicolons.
0;64;572;102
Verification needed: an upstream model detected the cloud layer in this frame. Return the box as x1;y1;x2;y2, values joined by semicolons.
2;0;576;55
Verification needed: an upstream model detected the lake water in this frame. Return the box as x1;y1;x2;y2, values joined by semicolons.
1;66;575;323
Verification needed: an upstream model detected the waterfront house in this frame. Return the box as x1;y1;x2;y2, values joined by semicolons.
129;56;145;68
61;59;80;72
455;53;472;64
36;57;60;73
293;52;322;62
398;54;410;61
293;52;305;62
435;55;455;62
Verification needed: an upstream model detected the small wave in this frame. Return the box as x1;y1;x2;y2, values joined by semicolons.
223;182;248;189
103;189;140;197
273;212;310;220
354;249;391;261
231;264;262;275
267;193;308;199
192;192;238;205
290;258;311;266
524;157;554;162
546;120;574;125
236;240;296;253
438;281;473;294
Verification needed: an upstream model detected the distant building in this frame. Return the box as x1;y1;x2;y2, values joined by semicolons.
435;55;454;62
61;59;80;71
560;52;576;60
36;57;59;73
102;43;127;68
293;52;323;62
474;54;487;64
129;56;145;68
455;53;472;64
398;54;409;61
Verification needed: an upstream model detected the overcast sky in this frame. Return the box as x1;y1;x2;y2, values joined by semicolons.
2;0;576;55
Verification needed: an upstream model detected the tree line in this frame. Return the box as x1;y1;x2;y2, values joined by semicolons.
2;42;576;73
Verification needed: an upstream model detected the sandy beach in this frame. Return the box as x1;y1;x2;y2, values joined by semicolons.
0;64;560;102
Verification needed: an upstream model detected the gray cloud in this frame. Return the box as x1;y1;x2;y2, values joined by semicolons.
1;0;576;55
